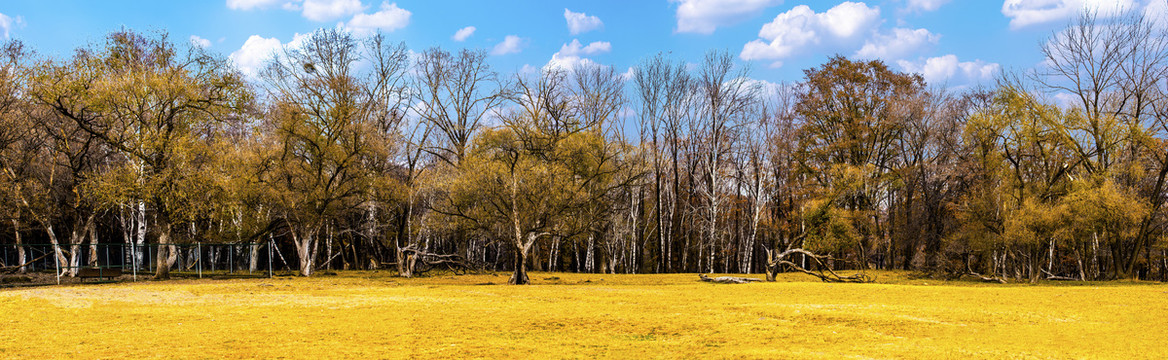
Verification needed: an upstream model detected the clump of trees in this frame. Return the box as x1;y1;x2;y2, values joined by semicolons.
1;10;1166;284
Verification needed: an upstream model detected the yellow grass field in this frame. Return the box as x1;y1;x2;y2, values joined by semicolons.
1;271;1166;359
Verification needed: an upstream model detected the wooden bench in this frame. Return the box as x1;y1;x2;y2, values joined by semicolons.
77;267;122;282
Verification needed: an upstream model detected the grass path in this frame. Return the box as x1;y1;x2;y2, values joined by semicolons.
1;271;1165;359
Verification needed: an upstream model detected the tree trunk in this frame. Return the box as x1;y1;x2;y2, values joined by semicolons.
137;202;146;268
13;220;25;274
155;223;172;279
764;249;778;282
510;246;530;285
293;228;316;277
68;219;88;277
249;243;259;273
44;224;68;276
88;218;99;267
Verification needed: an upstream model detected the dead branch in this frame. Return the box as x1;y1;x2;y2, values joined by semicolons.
2;253;51;275
1041;269;1079;281
966;262;1007;283
699;274;763;284
401;245;476;275
968;271;1008;284
765;248;873;283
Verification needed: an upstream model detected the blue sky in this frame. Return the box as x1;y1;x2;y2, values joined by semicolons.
1;0;1165;88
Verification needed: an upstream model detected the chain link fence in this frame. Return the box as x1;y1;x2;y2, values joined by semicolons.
1;241;275;287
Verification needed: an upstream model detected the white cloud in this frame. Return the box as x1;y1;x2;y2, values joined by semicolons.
674;0;784;34
546;39;612;71
491;35;525;56
546;56;599;72
854;27;938;59
341;2;410;35
1052;92;1080;108
621;67;635;81
230;33;312;78
740;2;881;61
190;35;212;48
1146;0;1168;28
230;35;283;78
1001;0;1136;29
743;78;784;98
302;0;364;22
452;26;476;41
905;0;950;12
897;54;1000;86
564;9;604;35
0;13;21;39
226;0;284;10
559;39;612;56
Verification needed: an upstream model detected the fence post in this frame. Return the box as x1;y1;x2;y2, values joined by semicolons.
197;242;202;279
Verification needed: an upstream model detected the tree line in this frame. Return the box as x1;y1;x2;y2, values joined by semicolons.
1;11;1166;284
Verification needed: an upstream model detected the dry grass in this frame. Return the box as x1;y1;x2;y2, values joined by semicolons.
1;271;1165;359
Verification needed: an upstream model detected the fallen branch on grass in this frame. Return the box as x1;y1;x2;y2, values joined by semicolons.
699;274;763;284
399;245;476;277
764;248;873;283
968;271;1007;284
1041;269;1079;281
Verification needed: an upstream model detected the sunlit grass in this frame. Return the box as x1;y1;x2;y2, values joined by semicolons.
1;271;1165;359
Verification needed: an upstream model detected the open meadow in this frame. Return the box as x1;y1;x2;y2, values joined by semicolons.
1;271;1166;359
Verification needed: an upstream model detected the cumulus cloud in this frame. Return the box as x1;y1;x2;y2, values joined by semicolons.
226;0;284;10
452;26;476;41
564;9;603;35
621;67;635;81
1146;0;1168;28
0;13;22;39
190;35;212;48
905;0;949;12
854;27;938;59
674;0;783;34
231;35;282;78
561;39;612;56
546;39;612;70
491;35;525;56
1001;0;1136;29
1052;92;1080;108
672;0;780;34
341;2;410;35
740;2;881;63
302;0;364;22
897;54;1000;86
230;33;313;79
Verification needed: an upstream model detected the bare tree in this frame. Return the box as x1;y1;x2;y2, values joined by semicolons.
412;48;507;167
693;50;757;273
260;29;410;276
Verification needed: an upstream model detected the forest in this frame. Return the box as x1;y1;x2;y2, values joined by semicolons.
0;11;1166;286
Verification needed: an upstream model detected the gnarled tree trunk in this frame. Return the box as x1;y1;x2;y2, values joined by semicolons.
765;248;872;283
155;223;172;279
510;246;530;285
